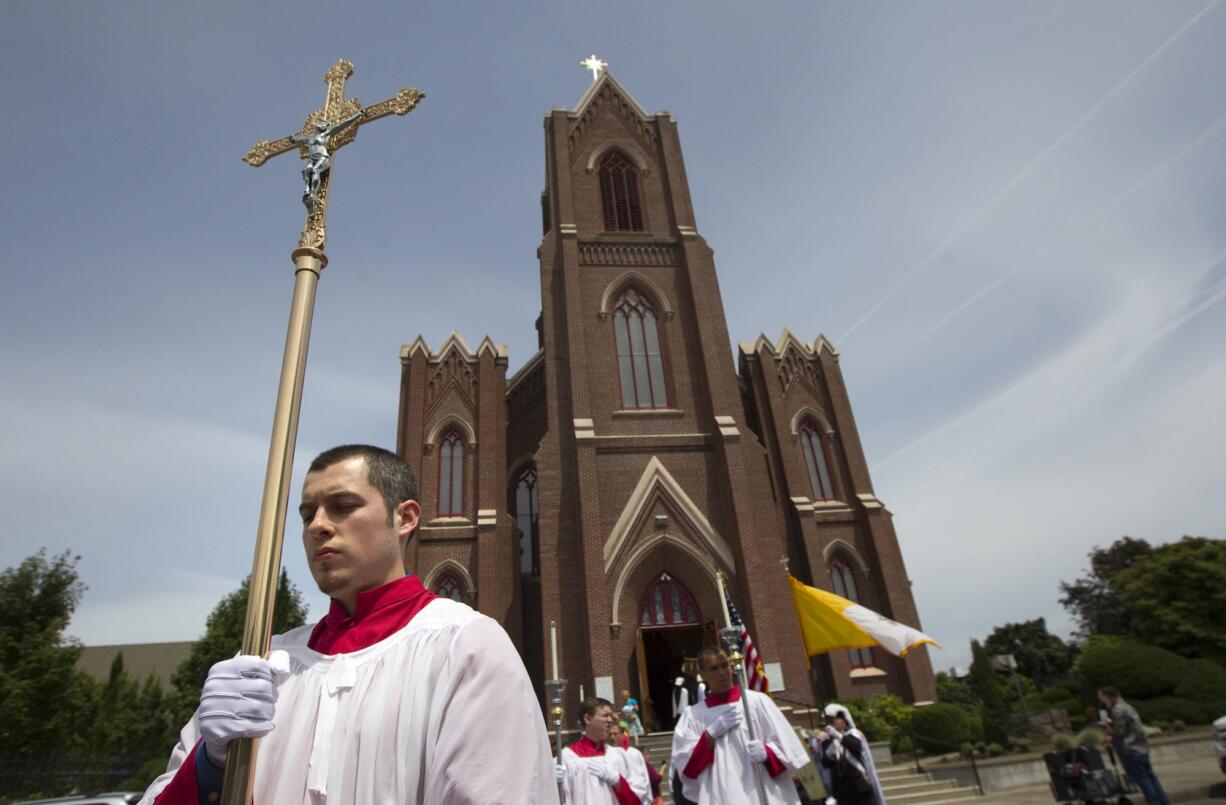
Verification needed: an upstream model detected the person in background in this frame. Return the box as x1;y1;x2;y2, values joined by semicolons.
557;697;651;805
671;647;810;804
1098;686;1170;805
620;689;646;746
816;704;885;805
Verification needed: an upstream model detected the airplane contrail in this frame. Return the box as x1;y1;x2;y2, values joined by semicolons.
871;247;1226;474
839;0;1221;343
889;113;1226;364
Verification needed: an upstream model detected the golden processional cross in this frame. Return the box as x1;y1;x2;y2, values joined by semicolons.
243;59;424;250
224;61;424;805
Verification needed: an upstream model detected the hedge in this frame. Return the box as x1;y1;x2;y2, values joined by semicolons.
1134;696;1207;725
1172;659;1226;716
1075;639;1186;699
910;703;969;752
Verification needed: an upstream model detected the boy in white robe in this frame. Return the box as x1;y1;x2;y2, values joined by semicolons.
671;647;810;804
140;445;558;805
557;697;652;804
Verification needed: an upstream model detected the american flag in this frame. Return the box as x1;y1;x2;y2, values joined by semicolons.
723;587;769;692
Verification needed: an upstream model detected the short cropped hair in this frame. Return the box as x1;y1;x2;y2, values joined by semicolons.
308;445;418;522
1098;685;1121;700
579;697;613;722
697;646;727;671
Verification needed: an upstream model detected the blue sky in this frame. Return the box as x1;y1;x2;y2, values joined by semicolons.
2;1;1223;672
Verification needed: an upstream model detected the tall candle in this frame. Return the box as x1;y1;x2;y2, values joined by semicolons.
717;572;732;628
550;620;559;680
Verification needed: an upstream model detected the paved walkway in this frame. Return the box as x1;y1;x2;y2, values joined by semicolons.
976;756;1224;803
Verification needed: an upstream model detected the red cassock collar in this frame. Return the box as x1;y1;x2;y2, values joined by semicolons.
568;735;608;757
308;574;437;655
704;685;742;708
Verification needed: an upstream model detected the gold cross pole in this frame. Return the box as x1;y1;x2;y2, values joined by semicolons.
224;60;423;805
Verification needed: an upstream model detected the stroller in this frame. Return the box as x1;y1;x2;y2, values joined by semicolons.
1044;744;1139;804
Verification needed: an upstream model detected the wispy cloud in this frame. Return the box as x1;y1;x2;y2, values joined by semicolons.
838;0;1221;343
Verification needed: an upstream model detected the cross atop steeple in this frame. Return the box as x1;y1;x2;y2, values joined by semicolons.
580;53;608;83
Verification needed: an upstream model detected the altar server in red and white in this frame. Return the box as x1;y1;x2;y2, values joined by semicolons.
671;647;810;804
557;697;652;804
140;444;558;805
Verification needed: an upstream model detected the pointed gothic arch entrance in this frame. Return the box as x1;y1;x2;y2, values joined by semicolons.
633;572;706;731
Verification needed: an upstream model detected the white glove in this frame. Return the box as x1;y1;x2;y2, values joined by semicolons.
707;706;744;738
746;738;768;763
198;652;290;766
587;757;622;786
555;762;565;783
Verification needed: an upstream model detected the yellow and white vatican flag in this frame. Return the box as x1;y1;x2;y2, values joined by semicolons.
788;576;940;657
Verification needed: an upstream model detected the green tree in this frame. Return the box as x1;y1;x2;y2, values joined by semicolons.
87;653;170;762
935;671;980;714
969;639;1010;746
1059;537;1152;639
983;618;1074;688
1112;537;1226;663
0;550;96;758
166;571;307;733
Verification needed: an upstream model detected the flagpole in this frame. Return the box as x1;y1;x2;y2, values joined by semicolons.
716;571;769;805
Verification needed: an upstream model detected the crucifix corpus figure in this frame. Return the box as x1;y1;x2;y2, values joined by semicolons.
241;59;425;251
289;111;361;211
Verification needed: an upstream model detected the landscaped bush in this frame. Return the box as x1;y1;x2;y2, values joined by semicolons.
1075;639;1186;699
986;742;1004;756
1040;687;1075;705
909;703;970;753
1052;733;1075;750
1074;727;1103;747
1172;659;1226;717
1134;696;1209;725
845;694;915;751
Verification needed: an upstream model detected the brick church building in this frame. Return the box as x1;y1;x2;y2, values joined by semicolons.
395;70;936;725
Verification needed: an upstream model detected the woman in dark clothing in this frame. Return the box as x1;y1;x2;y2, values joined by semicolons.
816;706;886;805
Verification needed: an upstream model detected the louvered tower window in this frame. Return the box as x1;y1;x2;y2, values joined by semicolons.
598;151;644;231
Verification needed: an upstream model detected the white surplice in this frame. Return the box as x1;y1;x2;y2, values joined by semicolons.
141;598;559;805
558;741;652;805
670;689;809;805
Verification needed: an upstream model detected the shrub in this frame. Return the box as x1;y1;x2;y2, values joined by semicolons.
1075;639;1186;698
1172;720;1186;731
960;742;974;758
1011;737;1033;753
987;742;1005;756
1173;659;1226;714
966;713;984;743
1041;686;1075;705
910;703;970;753
1134;696;1208;725
1074;727;1103;747
1052;733;1075;750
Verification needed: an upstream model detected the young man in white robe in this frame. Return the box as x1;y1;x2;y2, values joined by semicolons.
140;444;558;805
670;647;810;804
557;697;652;804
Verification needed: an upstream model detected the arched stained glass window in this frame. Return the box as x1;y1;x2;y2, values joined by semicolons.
614;289;668;409
831;557;875;668
514;468;540;575
638;573;700;628
598;150;644;232
437;429;465;517
434;572;465;602
799;421;836;501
